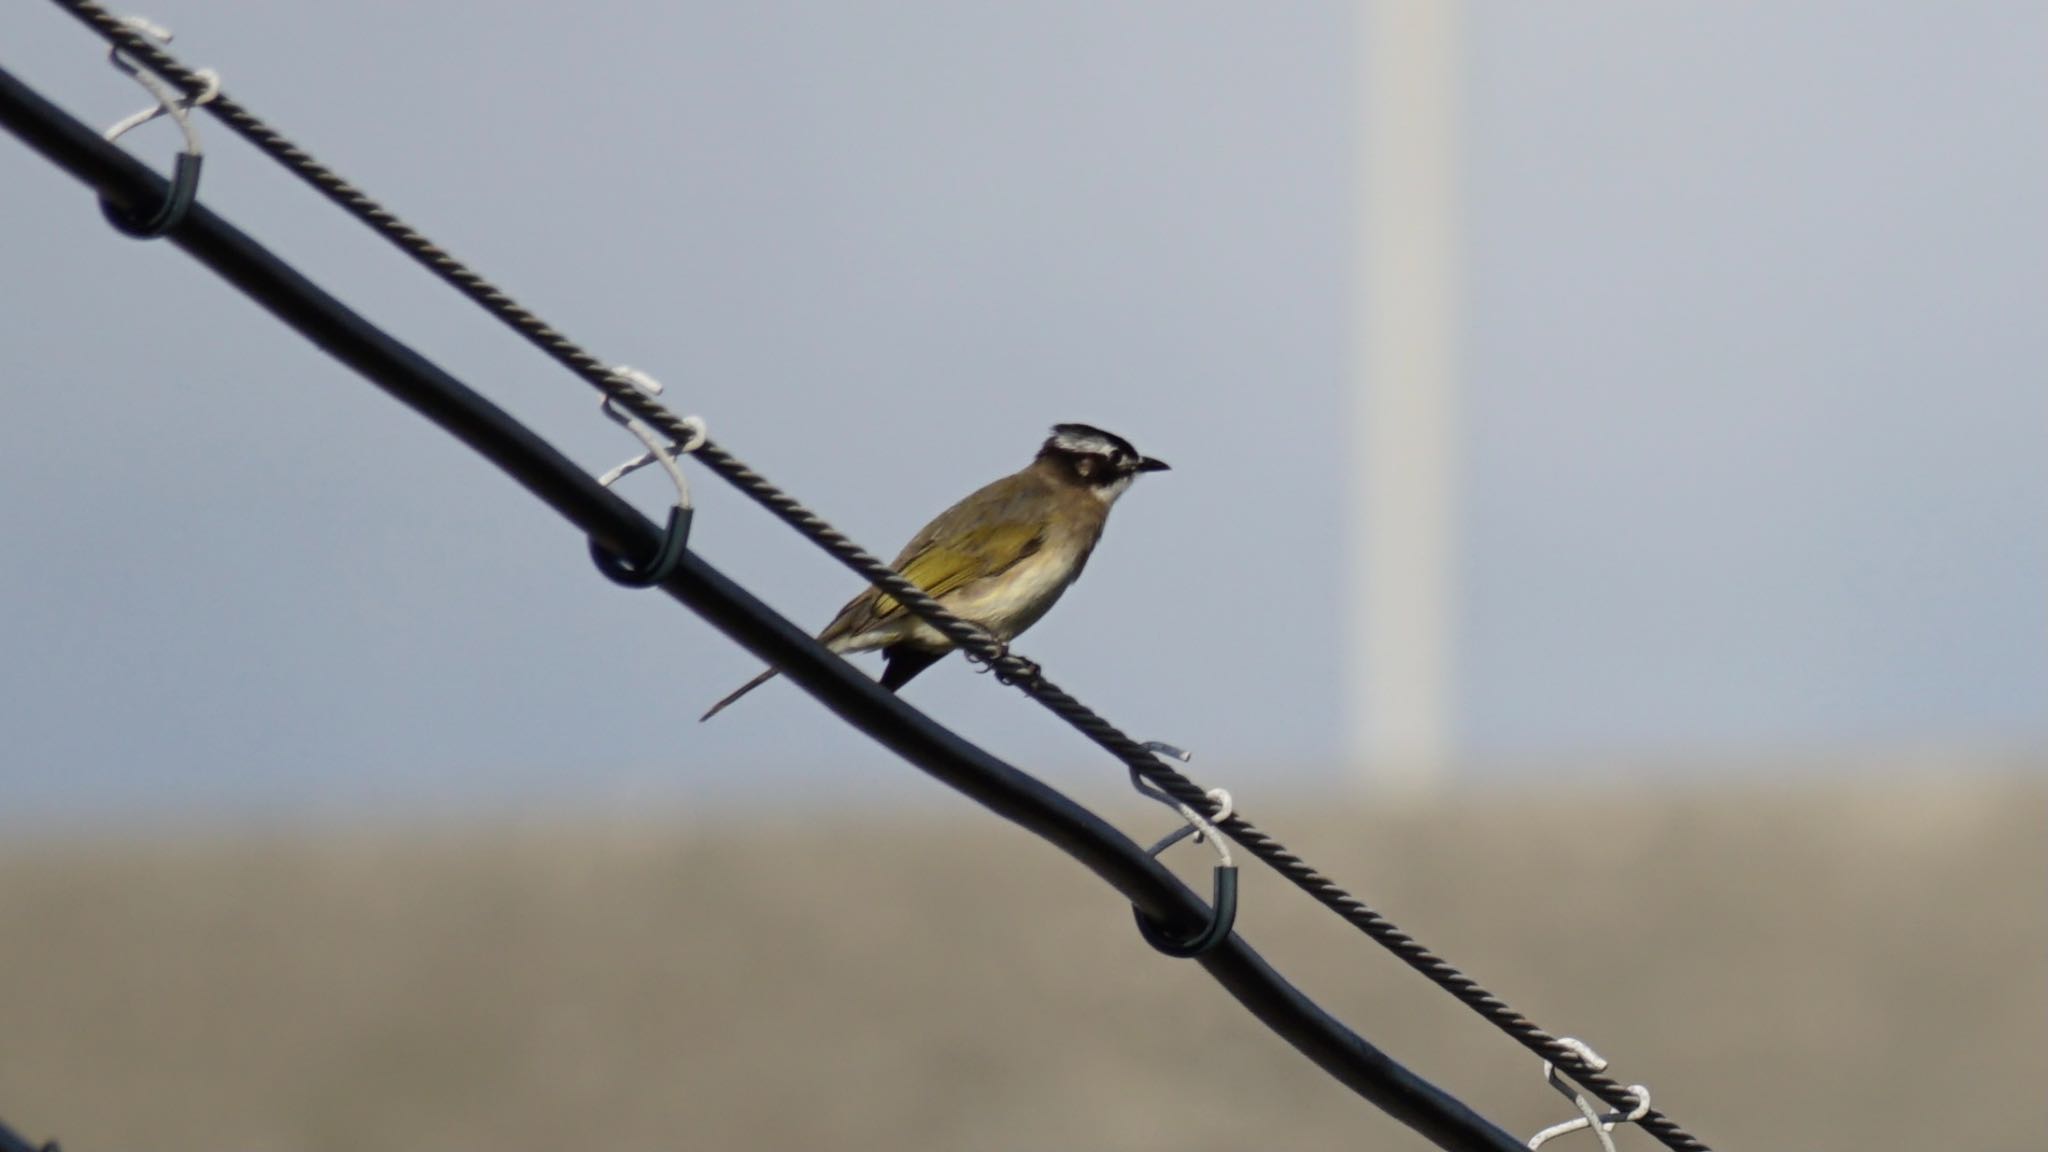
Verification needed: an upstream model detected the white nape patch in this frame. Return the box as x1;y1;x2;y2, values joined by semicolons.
1092;473;1135;505
1050;428;1121;457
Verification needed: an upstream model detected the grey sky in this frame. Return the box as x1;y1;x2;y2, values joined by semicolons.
2;3;2041;828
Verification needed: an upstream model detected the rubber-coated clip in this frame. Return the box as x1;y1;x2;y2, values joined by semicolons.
589;505;692;588
102;151;202;238
1133;862;1238;958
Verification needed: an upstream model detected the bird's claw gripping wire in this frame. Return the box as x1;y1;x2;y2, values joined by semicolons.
589;366;705;587
1526;1038;1651;1152
966;643;1042;688
993;652;1041;687
98;15;215;238
1127;742;1237;958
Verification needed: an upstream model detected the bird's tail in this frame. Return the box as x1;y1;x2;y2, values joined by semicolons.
700;667;781;721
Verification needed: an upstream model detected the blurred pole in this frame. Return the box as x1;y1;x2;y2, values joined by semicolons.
1352;0;1462;789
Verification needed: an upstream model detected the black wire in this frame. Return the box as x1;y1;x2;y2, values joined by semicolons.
0;1113;50;1152
31;10;1713;1149
0;62;1537;1152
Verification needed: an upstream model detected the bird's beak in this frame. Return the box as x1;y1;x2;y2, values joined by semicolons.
1136;456;1171;473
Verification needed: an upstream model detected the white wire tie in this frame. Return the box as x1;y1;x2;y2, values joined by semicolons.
1134;743;1232;866
1128;742;1237;958
596;366;704;492
589;366;704;587
98;15;217;238
1527;1038;1652;1152
103;17;219;149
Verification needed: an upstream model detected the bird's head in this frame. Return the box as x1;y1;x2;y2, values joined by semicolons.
1035;423;1170;504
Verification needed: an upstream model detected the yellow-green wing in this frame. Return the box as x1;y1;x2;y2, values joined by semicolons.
873;519;1044;619
815;471;1052;646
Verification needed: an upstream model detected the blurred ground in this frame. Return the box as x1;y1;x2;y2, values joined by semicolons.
0;771;2040;1151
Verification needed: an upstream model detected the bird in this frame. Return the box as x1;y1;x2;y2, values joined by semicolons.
700;423;1169;720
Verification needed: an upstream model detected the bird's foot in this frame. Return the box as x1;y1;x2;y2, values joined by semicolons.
995;656;1042;688
974;643;1041;688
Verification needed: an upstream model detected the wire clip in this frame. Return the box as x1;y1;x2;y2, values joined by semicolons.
589;366;705;587
99;16;217;238
1526;1038;1651;1152
1128;742;1237;958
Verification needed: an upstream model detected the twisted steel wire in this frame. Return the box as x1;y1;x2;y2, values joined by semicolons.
52;4;1707;1147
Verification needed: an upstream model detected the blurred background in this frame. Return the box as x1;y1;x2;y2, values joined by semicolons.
1;2;2041;1150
